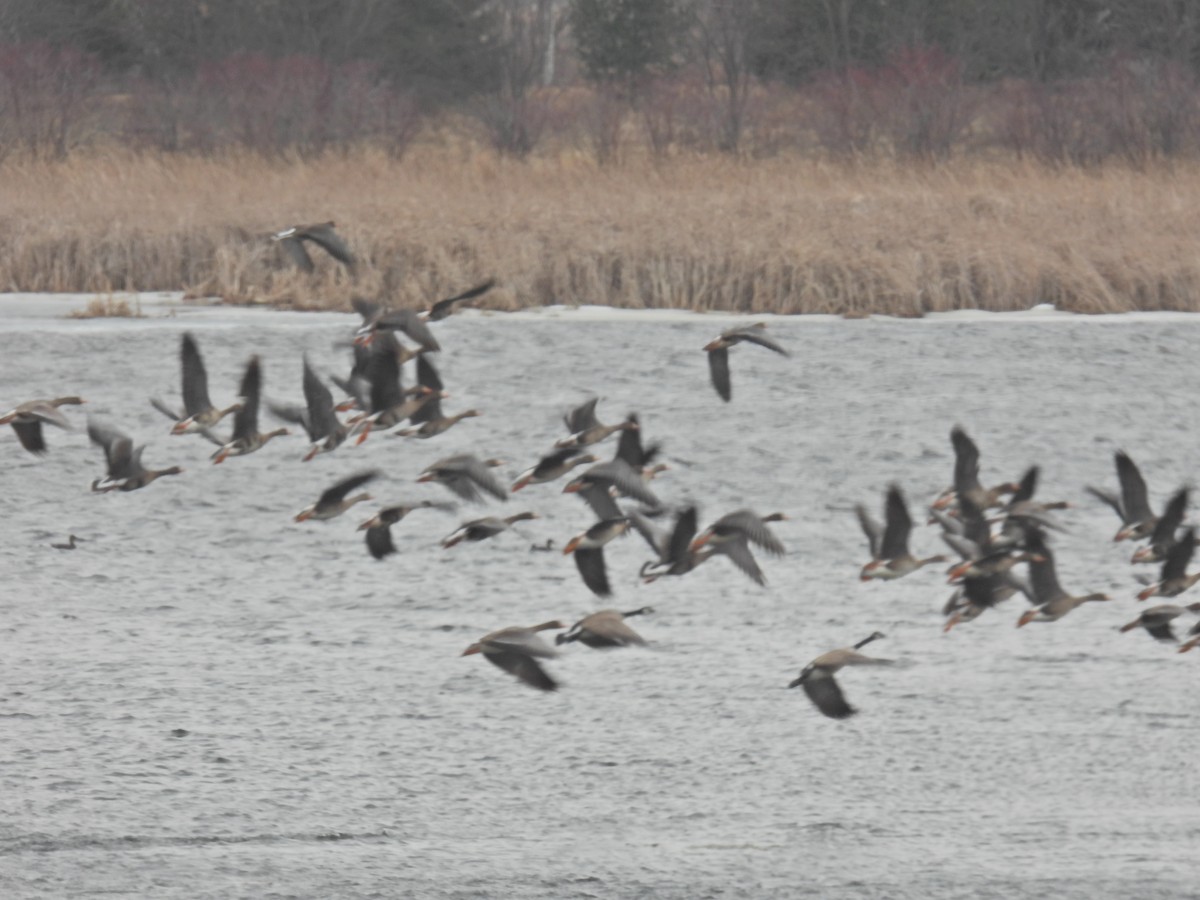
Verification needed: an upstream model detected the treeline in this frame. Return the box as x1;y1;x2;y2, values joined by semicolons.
1;0;1199;164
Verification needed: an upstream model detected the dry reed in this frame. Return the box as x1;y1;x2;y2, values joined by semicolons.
5;145;1200;315
66;294;144;319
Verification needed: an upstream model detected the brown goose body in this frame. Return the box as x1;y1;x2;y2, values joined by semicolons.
462;620;567;691
418;454;507;504
212;357;290;463
556;607;653;649
703;323;789;403
1120;603;1200;643
555;398;637;449
88;420;183;492
296;471;379;522
860;485;947;581
1;396;84;454
1016;531;1110;626
357;500;451;560
442;512;538;548
690;509;786;586
788;632;893;719
512;448;599;492
273;221;356;273
563;518;631;597
1137;528;1199;601
1087;450;1159;542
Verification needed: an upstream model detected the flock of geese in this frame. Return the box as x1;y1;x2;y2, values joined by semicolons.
5;222;1197;719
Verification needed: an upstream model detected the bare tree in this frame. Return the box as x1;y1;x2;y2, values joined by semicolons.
691;0;754;152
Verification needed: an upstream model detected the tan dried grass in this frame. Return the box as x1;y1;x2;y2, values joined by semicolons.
5;144;1200;314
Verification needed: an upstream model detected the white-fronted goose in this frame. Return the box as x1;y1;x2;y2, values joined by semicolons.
461;621;567;692
1178;622;1200;653
151;333;241;435
1087;450;1159;542
632;506;710;581
269;357;348;461
556;607;653;648
613;413;667;481
50;534;84;550
273;221;355;273
555;398;638;449
690;509;786;586
1136;527;1200;601
788;632;893;719
295;470;379;522
1131;487;1188;564
425;278;496;321
511;447;599;492
703;323;789;402
860;485;947;581
212;357;290;463
1119;603;1200;643
943;569;1033;632
442;512;538;548
563;518;631;596
418;454;507;504
393;355;480;438
348;337;441;444
88;419;183;492
1016;530;1110;626
931;426;1019;512
562;459;661;520
1;396;83;453
357;500;451;559
353;280;495;346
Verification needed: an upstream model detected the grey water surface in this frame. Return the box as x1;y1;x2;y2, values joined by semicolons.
1;297;1197;898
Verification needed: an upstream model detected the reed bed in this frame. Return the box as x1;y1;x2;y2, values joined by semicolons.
4;145;1200;315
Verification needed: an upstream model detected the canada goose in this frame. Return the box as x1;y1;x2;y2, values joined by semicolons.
562;459;661;520
530;539;556;552
149;333;241;435
555;398;638;449
88;419;183;492
1;396;83;454
357;500;451;560
462;621;567;691
562;518;631;596
511;447;599;492
1136;528;1200;601
442;512;538;548
788;632;893;719
556;607;653;648
690;509;786;586
632;506;710;581
273;221;355;273
1087;450;1159;542
418;454;506;504
1016;530;1110;626
1131;487;1188;564
931;426;1020;512
269;357;348;460
50;534;84;550
295;471;379;522
211;357;290;463
1119;603;1200;643
860;485;948;581
704;323;789;402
